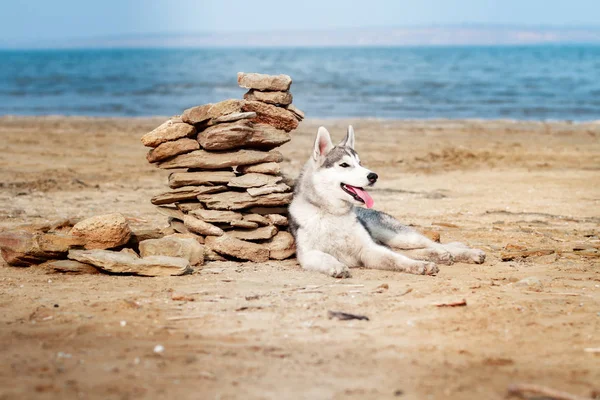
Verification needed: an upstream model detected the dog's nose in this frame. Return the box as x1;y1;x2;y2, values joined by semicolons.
367;172;378;183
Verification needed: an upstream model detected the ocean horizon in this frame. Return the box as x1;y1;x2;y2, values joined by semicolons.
1;45;599;120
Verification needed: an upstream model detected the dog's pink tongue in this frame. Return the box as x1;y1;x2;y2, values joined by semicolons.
348;186;374;209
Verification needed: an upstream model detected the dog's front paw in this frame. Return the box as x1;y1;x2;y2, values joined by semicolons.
407;261;439;275
330;265;351;279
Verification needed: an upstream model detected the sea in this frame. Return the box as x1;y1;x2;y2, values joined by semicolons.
1;46;599;120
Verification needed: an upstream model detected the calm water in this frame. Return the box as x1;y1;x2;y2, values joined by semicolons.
1;46;599;120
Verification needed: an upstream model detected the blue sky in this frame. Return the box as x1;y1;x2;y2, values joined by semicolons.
2;0;599;44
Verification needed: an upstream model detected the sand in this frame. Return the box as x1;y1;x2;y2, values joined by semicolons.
0;116;599;400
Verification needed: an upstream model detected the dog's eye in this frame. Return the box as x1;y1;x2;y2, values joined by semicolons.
339;163;350;168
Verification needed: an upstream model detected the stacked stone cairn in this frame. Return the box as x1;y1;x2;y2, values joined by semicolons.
141;72;304;263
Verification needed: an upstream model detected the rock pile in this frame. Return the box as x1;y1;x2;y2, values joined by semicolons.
141;72;302;262
0;214;201;276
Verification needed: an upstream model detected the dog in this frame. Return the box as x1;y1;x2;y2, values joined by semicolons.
288;125;485;278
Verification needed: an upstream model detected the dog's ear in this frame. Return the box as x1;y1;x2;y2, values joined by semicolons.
339;125;355;149
313;126;334;161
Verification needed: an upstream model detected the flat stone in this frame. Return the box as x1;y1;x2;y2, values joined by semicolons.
229;225;278;241
246;124;291;149
190;209;243;223
120;248;139;257
141;118;196;148
244;90;293;105
230;220;259;229
243;214;270;226
248;206;289;215
182;100;245;125
169;170;235;189
286;104;305;120
266;214;288;226
129;228;164;243
265;231;296;260
198;191;293;211
228;173;283;188
183;215;224;236
70;213;132;250
68;249;192;276
176;202;205;213
237;162;281;175
139;236;204;266
211;111;256;124
166;232;205;245
237;72;292;91
158;149;283;170
0;231;60;267
242;101;298;132
197;121;290;151
38;233;86;253
47;260;101;274
195;185;228;195
169;218;191;234
204;247;227;261
197;120;255;151
151;186;217;205
156;206;185;221
247;183;290;197
146;138;199;163
205;235;269;262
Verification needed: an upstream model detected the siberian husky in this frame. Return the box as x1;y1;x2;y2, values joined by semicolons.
288;126;486;278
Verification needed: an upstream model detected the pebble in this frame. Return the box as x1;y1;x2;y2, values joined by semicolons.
153;344;165;354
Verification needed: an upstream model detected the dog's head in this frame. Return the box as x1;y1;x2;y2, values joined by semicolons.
311;125;378;209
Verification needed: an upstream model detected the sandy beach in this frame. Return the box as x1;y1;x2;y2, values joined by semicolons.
0;116;599;399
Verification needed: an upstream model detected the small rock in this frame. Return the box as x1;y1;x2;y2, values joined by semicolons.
228;173;282;188
237;162;281;175
515;276;544;292
197;191;293;211
230;220;259;229
68;249;192;276
243;214;270;226
70;213;132;250
156;206;185;221
244;90;293;105
120;248;140;257
183;215;224;236
190;209;243;223
151;186;219;205
168;170;235;189
175;202;205;213
237;72;292;91
153;344;165;354
242;101;299;132
182;100;245;125
285;104;305;120
197;120;256;151
146;138;199;163
46;260;100;274
264;231;295;260
265;214;288;226
229;225;278;241
0;231;63;266
205;235;269;262
210;111;257;124
158;149;283;170
139;236;204;266
141;118;196;148
247;183;290;197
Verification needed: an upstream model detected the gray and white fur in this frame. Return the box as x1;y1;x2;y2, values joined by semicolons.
288;126;485;278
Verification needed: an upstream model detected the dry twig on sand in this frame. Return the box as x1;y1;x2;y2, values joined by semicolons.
434;299;467;307
328;311;369;321
507;383;592;400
